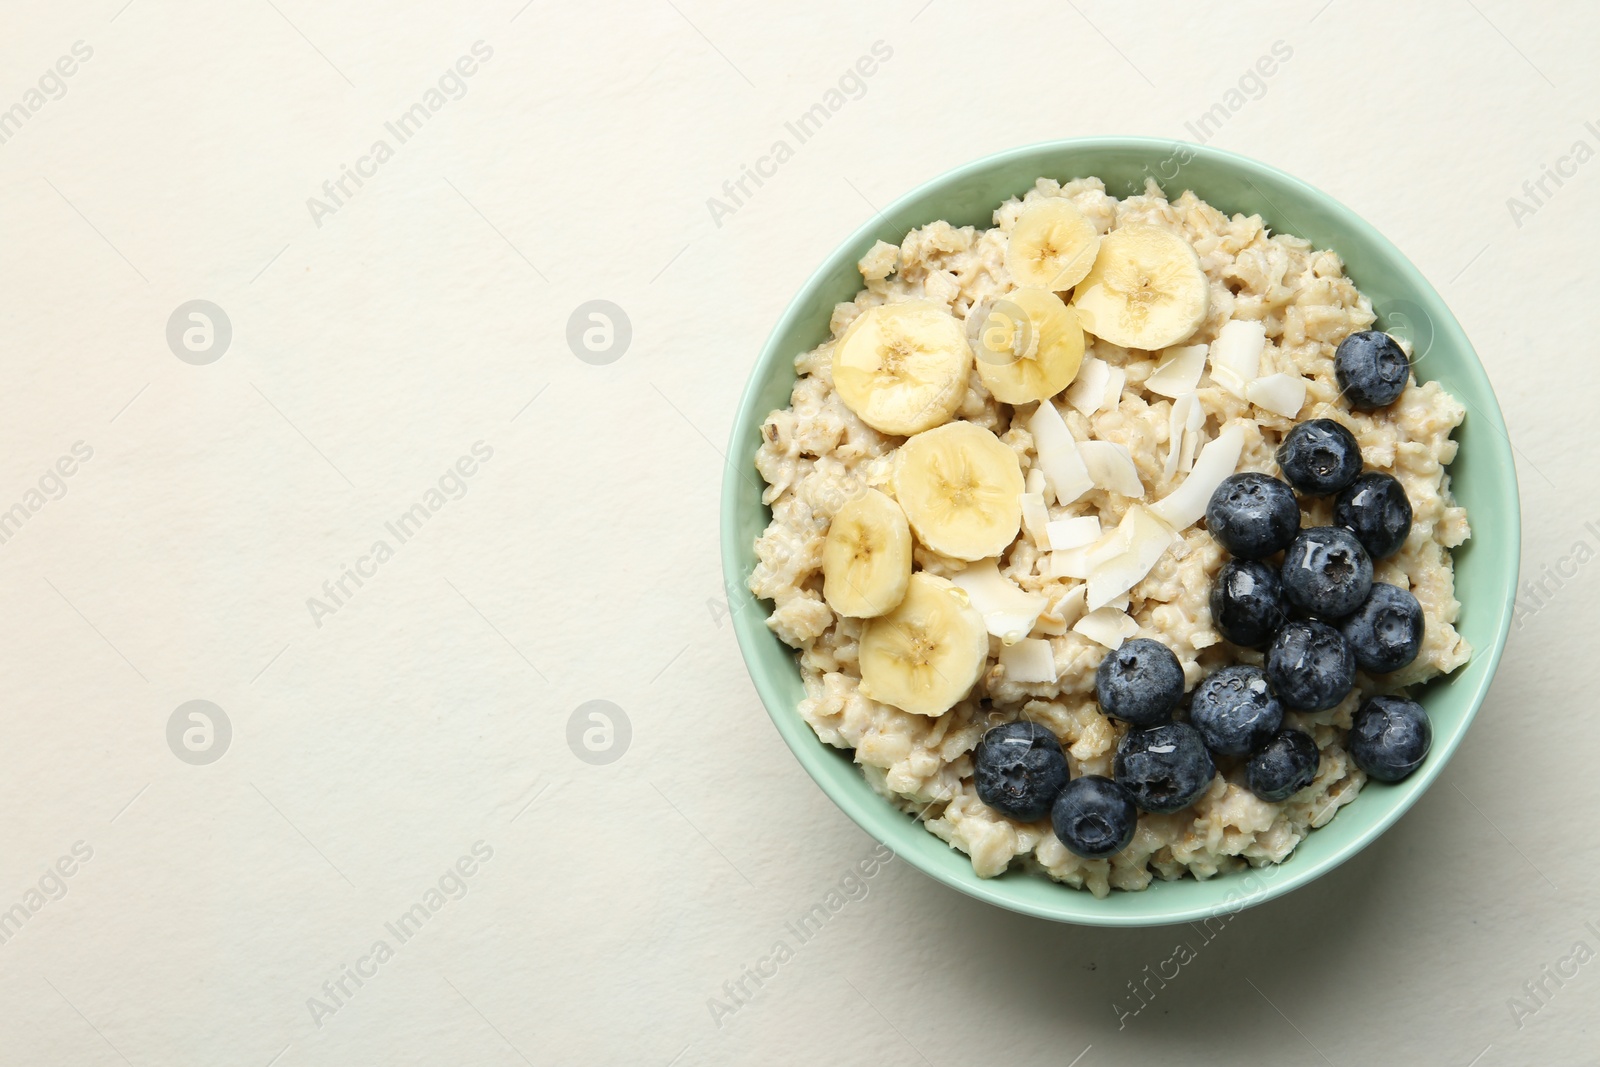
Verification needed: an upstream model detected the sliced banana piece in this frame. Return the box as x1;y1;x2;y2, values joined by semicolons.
832;301;973;436
891;421;1024;561
858;572;989;716
1072;224;1209;351
1006;198;1101;291
821;489;912;618
969;288;1085;405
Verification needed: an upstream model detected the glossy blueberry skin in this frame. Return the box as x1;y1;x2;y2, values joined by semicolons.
1341;583;1425;674
1335;472;1413;560
1095;638;1185;729
1189;665;1284;756
1210;559;1287;648
1205;473;1301;559
1246;729;1321;802
1281;527;1374;619
1114;722;1216;815
1276;419;1363;496
1051;775;1138;860
973;721;1070;821
1349;696;1432;782
1335;330;1410;410
1267;620;1356;711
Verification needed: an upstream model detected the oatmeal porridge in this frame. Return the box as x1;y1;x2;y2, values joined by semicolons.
748;176;1471;897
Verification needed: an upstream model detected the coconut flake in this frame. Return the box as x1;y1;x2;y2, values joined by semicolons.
1049;547;1094;579
1079;441;1144;498
1025;467;1047;495
1102;366;1126;412
1208;320;1266;398
1073;606;1138;649
1000;638;1057;684
1027;400;1093;506
1147;345;1207;398
1163;393;1194;482
1086;505;1177;610
1246;373;1308;418
1150;424;1245;530
949;559;1047;645
1020;492;1052;548
1047;584;1087;629
1065;356;1111;416
1046;515;1101;551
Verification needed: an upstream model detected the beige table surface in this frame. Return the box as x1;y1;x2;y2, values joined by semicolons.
0;1;1594;1064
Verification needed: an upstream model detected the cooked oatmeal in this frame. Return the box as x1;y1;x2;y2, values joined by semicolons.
748;176;1471;897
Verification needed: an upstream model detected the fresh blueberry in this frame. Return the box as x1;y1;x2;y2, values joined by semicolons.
1210;559;1287;648
1276;419;1363;496
1266;620;1356;711
1246;729;1321;801
1204;473;1301;559
1114;722;1216;814
1335;472;1413;560
1281;527;1374;619
973;721;1070;821
1349;695;1432;782
1051;775;1138;859
1095;638;1185;728
1335;330;1410;410
1341;583;1425;674
1189;665;1283;756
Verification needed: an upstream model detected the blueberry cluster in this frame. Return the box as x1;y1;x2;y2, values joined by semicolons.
966;337;1437;862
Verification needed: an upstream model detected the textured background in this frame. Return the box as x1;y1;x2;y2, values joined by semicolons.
0;1;1594;1064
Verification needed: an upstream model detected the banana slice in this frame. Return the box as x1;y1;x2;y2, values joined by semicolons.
832;301;973;436
1072;224;1209;351
858;572;989;716
822;489;912;618
891;421;1024;561
1007;198;1101;291
968;288;1086;405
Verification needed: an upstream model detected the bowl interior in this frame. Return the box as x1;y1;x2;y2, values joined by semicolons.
720;138;1519;926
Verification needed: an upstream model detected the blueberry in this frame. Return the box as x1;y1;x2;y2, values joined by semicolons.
1281;527;1373;619
1189;665;1283;756
1349;695;1432;782
1051;775;1138;859
1341;583;1425;674
973;721;1070;821
1210;559;1287;648
1335;472;1413;560
1266;620;1356;711
1204;473;1301;559
1276;419;1363;496
1095;638;1185;728
1114;722;1216;814
1245;729;1321;802
1335;330;1410;410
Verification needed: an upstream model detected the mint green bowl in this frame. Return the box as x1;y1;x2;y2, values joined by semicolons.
720;138;1519;927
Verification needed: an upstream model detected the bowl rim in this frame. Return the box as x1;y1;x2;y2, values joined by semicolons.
719;136;1520;927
